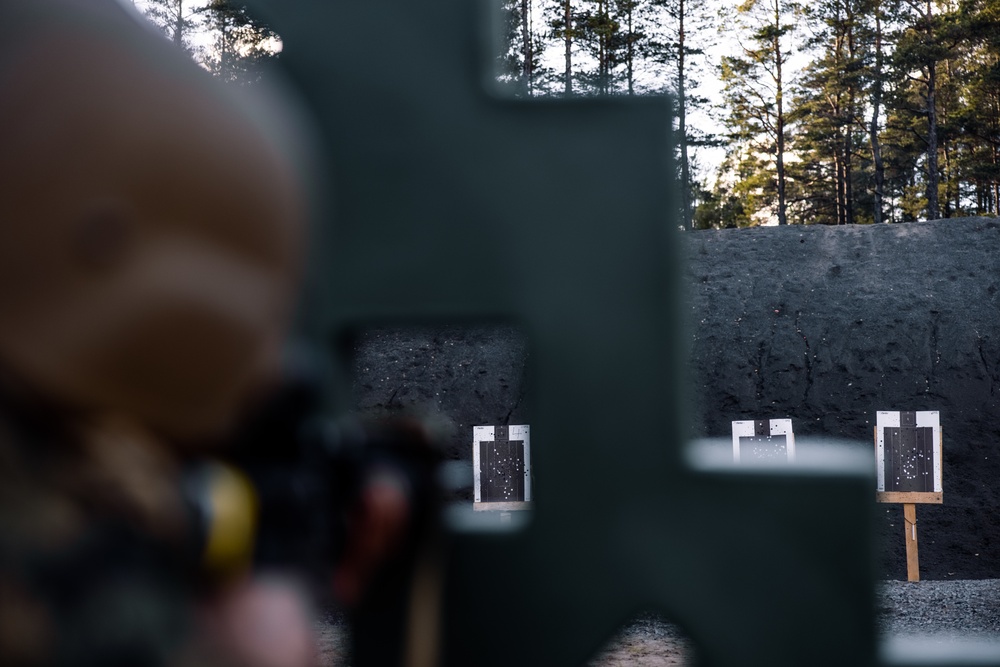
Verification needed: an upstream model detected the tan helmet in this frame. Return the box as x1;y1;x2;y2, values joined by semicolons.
0;0;308;440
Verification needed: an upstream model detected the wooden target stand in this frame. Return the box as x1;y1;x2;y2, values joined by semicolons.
875;411;943;582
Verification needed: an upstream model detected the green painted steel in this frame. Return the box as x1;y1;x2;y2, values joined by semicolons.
246;1;996;666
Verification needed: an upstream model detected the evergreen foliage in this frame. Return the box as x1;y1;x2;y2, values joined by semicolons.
137;0;279;84
142;0;200;52
135;0;1000;227
495;0;1000;227
200;1;280;84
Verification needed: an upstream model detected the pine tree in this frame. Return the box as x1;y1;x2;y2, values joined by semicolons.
965;3;1000;214
142;0;201;52
654;0;712;229
577;0;619;94
616;0;644;95
499;1;551;96
788;0;870;225
549;0;583;95
718;0;799;225
947;0;1000;214
675;0;693;228
893;0;964;219
864;0;894;223
200;0;280;84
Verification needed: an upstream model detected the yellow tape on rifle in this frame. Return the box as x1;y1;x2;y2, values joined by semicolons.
202;463;258;577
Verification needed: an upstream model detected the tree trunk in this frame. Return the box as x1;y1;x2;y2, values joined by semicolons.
627;2;635;96
774;0;788;226
845;20;856;226
835;145;847;225
927;61;940;219
173;0;184;47
993;146;999;214
599;0;607;95
599;0;613;95
678;0;691;229
521;0;533;94
870;8;886;224
564;0;573;95
925;0;940;220
943;142;953;216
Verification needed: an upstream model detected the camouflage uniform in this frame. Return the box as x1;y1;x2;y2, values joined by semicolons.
0;0;306;663
0;400;196;667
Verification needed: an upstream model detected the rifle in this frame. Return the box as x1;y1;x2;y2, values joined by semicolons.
182;351;447;665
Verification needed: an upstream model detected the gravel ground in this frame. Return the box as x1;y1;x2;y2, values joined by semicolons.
584;615;693;667
877;579;1000;637
315;580;1000;666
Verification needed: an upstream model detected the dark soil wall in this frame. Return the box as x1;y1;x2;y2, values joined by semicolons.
348;324;530;460
349;218;1000;580
685;218;1000;580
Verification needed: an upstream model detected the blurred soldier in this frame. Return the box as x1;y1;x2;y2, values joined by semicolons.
0;1;414;665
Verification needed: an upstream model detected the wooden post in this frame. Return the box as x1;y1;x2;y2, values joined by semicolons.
903;503;919;582
875;412;943;581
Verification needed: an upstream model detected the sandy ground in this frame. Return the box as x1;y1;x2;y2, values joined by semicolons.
312;614;691;667
314;579;1000;666
583;616;691;667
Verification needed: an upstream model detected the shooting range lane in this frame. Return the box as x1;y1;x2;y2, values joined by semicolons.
352;221;1000;582
246;0;995;662
349;324;529;491
685;218;1000;580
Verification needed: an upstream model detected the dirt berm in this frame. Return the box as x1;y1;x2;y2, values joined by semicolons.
350;218;1000;580
685;218;1000;580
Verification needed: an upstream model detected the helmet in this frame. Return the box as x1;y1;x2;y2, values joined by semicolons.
0;0;307;440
